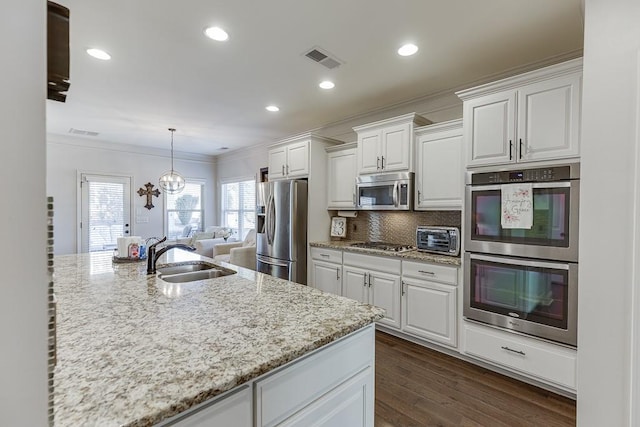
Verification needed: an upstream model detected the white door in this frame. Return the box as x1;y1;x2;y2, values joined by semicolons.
268;147;287;179
80;174;131;253
286;140;309;177
465;90;517;167
357;129;381;174
369;270;401;329
327;148;357;209
311;260;342;296
342;265;369;303
380;122;411;172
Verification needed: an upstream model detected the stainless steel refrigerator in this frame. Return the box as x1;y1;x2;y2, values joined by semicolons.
256;179;308;284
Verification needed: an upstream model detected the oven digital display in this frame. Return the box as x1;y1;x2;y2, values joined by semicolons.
509;171;524;181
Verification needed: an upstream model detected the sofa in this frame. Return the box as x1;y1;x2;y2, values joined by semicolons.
184;226;237;257
213;229;257;270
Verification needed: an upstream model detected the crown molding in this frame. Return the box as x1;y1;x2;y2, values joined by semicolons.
47;133;216;163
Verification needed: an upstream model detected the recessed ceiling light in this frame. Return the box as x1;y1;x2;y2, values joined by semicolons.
397;43;418;57
319;80;335;90
265;105;280;112
86;48;111;60
204;26;229;41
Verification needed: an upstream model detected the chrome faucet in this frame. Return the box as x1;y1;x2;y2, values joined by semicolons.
146;237;196;274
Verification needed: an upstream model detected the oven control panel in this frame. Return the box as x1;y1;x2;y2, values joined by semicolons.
470;165;575;185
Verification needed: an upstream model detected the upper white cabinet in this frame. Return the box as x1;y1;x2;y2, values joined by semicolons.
326;143;357;209
414;119;464;210
353;113;431;175
457;58;582;167
268;140;310;179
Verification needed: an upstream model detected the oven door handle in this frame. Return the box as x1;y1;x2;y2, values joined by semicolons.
468;181;573;191
467;252;571;270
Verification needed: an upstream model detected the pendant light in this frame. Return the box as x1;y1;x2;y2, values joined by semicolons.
159;128;185;194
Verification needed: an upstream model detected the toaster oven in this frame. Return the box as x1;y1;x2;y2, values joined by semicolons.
416;226;460;256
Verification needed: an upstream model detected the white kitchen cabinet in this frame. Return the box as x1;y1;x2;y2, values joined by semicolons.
310;247;343;295
457;58;582;167
268;140;309;179
326;143;357;209
256;324;374;427
414;119;464;210
166;385;252;427
353;113;431;175
343;252;402;329
401;260;459;348
462;321;577;391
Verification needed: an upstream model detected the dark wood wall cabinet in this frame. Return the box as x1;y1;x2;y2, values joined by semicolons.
47;1;70;102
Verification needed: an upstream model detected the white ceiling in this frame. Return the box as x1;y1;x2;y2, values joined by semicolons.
47;0;584;156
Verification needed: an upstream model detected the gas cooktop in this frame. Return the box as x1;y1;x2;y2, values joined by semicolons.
350;242;416;253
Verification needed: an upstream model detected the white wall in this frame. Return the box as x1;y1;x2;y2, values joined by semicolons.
0;0;48;425
47;136;216;254
578;0;640;425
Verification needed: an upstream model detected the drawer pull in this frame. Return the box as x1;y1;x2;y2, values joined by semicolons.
320;253;330;258
418;270;435;275
501;346;526;356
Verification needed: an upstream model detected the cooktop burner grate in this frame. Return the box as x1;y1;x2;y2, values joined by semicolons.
350;242;416;253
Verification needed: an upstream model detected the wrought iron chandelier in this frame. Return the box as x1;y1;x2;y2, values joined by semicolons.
158;128;185;194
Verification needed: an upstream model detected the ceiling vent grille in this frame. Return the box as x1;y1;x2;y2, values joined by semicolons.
304;47;343;69
68;128;99;137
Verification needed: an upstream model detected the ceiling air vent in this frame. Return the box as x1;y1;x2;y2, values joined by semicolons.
303;47;343;70
68;128;100;137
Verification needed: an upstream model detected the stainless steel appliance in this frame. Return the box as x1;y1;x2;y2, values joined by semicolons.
464;163;580;347
349;242;416;253
256;179;308;284
465;163;580;262
356;172;413;210
416;226;460;256
464;252;578;346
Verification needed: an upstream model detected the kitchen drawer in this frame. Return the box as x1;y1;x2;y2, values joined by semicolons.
402;260;458;285
343;252;401;275
463;322;576;390
255;326;374;427
310;247;343;264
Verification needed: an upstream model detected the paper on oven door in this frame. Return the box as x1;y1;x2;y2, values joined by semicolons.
501;183;533;229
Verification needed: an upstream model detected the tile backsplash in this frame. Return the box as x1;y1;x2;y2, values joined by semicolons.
330;210;461;245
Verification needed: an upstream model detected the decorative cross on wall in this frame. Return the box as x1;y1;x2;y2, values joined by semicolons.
137;182;161;210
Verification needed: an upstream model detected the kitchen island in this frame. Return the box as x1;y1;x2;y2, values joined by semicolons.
52;250;384;426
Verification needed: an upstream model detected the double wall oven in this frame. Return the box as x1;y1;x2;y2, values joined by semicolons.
464;163;579;347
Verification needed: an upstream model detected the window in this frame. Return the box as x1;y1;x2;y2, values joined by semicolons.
165;180;205;240
221;179;256;240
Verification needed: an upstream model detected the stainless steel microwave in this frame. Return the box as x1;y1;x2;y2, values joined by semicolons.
355;172;413;210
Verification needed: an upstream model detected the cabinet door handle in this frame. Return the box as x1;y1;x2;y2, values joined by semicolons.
509;140;513;160
501;346;526;356
381;156;385;169
353;193;356;204
336;267;340;280
368;273;372;287
286;164;289;175
376;157;380;170
418;270;435;275
282;165;285;175
417;190;421;201
519;138;523;159
363;273;367;287
401;281;406;296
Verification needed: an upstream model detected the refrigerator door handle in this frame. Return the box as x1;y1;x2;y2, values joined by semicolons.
257;255;289;268
266;194;276;245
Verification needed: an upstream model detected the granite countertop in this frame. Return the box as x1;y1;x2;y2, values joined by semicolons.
310;240;462;266
52;250;384;427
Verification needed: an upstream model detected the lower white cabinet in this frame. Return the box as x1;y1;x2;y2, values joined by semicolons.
164;385;252;427
310;247;342;295
400;260;459;348
401;278;457;347
255;325;374;427
462;321;577;390
343;253;402;329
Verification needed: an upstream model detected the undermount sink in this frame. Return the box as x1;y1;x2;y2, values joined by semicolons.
157;261;237;283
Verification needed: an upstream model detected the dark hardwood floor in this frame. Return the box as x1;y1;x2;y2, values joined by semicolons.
375;331;576;427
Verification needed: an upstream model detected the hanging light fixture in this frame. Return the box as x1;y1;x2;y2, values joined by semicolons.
158;128;185;194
